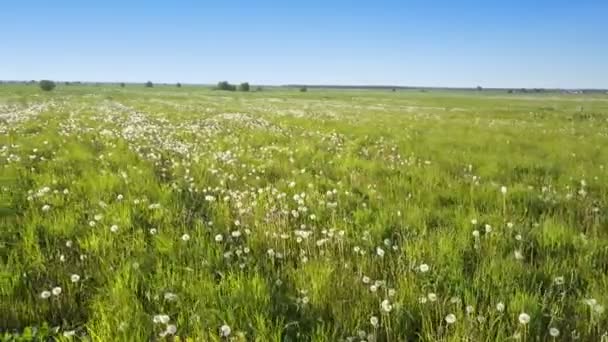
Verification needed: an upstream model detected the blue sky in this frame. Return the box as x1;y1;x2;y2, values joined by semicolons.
2;0;607;88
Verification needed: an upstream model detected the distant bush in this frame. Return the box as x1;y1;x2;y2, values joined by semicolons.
217;81;236;91
120;82;125;88
145;81;153;88
477;86;483;91
256;86;263;92
39;80;56;91
176;83;182;88
239;82;250;92
300;87;307;92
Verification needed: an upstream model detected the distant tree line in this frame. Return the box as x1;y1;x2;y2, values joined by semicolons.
216;81;253;92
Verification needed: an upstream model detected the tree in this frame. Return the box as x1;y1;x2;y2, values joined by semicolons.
239;82;250;92
120;82;125;88
217;81;236;91
256;86;263;92
145;81;153;88
300;87;307;92
476;86;483;91
176;82;182;88
39;80;56;91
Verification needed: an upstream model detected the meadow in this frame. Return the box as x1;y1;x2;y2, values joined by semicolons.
1;84;608;341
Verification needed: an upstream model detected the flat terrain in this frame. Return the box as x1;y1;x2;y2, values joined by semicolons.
1;85;608;341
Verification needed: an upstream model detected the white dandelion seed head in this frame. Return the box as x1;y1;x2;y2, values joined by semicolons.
52;287;62;296
496;302;505;312
220;324;231;337
70;274;80;283
381;299;392;313
501;186;507;195
445;313;456;324
215;234;223;242
549;327;560;337
370;316;379;327
40;290;51;299
518;312;530;325
110;225;119;233
181;233;190;241
419;264;430;273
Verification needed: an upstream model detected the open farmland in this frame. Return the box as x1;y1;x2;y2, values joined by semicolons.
1;85;608;341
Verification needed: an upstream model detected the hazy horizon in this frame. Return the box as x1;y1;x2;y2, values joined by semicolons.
2;0;607;89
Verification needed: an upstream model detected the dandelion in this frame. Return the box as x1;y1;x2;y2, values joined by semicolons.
181;233;190;241
419;264;430;273
549;327;560;337
501;186;507;195
40;290;51;299
215;234;223;242
149;228;157;235
370;285;378;292
472;230;480;238
388;288;396;297
514;250;524;260
164;292;178;301
362;276;371;284
471;218;478;225
220;324;231;337
70;274;80;283
427;293;437;302
63;330;76;337
66;240;73;248
52;286;62;296
466;305;475;314
515;234;522;241
370;316;379;327
554;276;564;285
518;312;530;325
165;324;177;335
484;224;492;233
376;247;385;257
381;299;392;313
496;302;505;312
117;194;124;201
110;224;119;233
42;204;51;212
445;313;456;324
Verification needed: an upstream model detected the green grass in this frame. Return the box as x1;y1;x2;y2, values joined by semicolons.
1;84;608;341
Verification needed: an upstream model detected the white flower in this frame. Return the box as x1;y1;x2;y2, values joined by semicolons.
215;234;223;242
549;327;560;337
500;186;507;195
445;313;456;324
381;299;392;313
507;222;514;228
70;274;80;283
40;290;51;299
52;287;62;296
472;230;480;238
220;324;231;337
466;305;475;314
370;285;378;292
515;234;522;241
514;250;524;260
594;304;604;314
231;230;241;238
117;194;124;201
388;288;396;297
66;240;73;248
153;314;170;324
376;247;385;257
484;224;492;233
496;302;505;312
471;219;478;225
165;324;177;335
553;276;564;285
362;276;371;284
63;330;76;337
427;293;437;302
149;228;157;235
370;315;379;327
419;264;430;273
518;312;530;325
42;204;51;212
164;292;178;301
181;233;190;241
110;225;119;233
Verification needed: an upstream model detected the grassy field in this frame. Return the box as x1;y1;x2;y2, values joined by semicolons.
1;84;608;341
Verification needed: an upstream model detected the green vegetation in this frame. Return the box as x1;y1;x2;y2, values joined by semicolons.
39;80;56;91
1;85;607;341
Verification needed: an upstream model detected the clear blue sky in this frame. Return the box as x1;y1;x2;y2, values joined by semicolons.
2;0;607;88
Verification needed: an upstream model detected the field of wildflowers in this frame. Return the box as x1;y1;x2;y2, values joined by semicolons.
1;85;608;341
